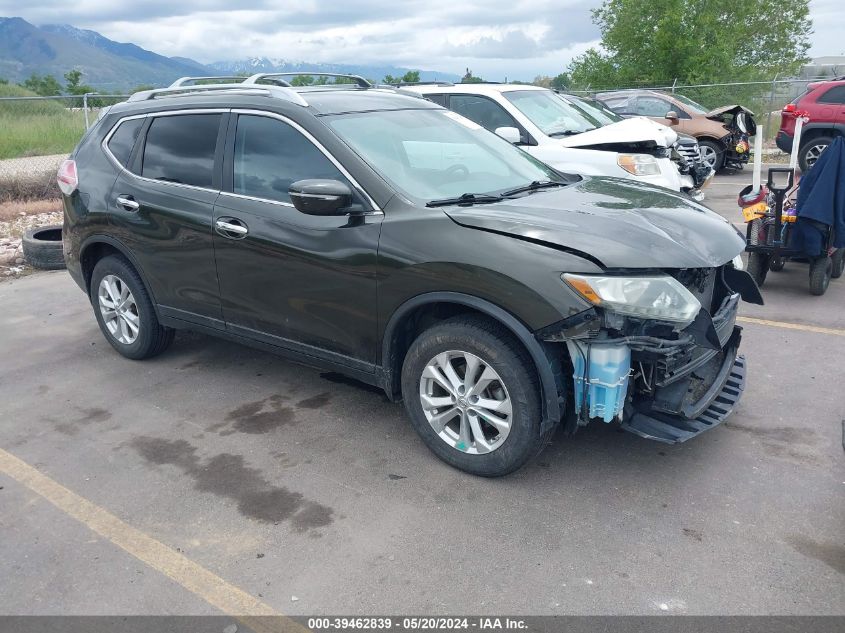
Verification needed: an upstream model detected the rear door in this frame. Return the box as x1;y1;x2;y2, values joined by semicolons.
107;110;228;328
212;111;382;367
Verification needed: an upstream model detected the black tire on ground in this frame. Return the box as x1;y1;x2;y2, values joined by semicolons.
400;315;546;477
808;256;832;296
90;255;174;360
831;249;844;279
769;256;786;272
22;225;65;270
798;135;832;173
747;252;770;287
699;139;725;172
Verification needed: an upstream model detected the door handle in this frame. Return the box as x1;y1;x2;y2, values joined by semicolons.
215;218;248;238
116;195;139;211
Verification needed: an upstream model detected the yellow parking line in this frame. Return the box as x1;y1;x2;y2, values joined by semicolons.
0;448;306;633
738;316;845;337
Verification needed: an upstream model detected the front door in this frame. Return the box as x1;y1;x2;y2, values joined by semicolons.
212;112;382;367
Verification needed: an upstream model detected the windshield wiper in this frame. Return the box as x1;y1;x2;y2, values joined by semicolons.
426;193;504;207
499;180;566;198
548;128;596;137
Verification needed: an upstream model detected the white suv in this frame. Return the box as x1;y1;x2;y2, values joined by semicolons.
403;83;691;193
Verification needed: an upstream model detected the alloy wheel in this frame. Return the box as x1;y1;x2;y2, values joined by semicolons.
700;144;719;170
804;143;827;169
98;274;140;344
419;350;512;454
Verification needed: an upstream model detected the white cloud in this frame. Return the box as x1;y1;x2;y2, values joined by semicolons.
0;0;841;80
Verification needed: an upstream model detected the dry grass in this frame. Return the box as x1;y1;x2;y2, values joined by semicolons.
0;198;62;222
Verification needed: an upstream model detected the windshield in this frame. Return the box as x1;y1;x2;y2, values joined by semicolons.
560;94;622;126
325;108;568;202
672;93;708;114
502;90;598;136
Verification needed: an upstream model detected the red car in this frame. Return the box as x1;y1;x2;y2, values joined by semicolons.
776;78;845;172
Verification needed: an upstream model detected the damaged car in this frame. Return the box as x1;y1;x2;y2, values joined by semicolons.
61;74;761;477
597;89;756;172
402;83;708;198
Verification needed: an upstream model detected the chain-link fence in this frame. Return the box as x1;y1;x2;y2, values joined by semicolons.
569;78;815;142
0;93;128;202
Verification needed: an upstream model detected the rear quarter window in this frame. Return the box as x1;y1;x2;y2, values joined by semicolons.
141;114;221;188
106;118;144;167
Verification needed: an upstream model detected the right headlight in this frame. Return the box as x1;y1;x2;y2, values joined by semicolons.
563;274;701;326
617;153;661;176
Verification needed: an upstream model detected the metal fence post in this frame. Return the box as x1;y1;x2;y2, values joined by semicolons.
83;93;90;129
765;74;778;140
671;78;677;94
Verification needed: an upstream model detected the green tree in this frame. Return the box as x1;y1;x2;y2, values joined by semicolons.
383;70;421;84
290;75;315;86
21;73;62;96
567;0;811;89
460;68;485;83
0;77;8;85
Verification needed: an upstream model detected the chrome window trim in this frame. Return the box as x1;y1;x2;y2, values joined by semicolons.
101;109;230;194
231;108;382;213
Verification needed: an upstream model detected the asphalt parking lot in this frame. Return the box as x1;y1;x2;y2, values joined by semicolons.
1;168;843;617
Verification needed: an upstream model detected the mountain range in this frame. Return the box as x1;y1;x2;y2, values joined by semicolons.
0;17;459;92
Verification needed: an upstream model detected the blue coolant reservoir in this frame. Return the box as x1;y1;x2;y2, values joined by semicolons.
566;341;631;423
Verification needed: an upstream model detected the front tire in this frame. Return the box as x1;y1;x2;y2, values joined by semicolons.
90;255;174;359
699;140;725;172
401;316;544;477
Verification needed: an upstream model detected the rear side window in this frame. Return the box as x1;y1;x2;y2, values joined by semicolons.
106;118;144;167
818;85;845;104
141;114;221;187
233;114;348;204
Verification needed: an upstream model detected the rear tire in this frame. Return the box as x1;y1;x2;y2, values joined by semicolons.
831;249;844;279
747;252;770;287
400;315;545;477
809;256;832;296
798;135;831;173
90;255;174;359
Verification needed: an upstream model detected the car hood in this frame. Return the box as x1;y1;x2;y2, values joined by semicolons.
706;104;755;121
444;177;745;269
557;117;678;149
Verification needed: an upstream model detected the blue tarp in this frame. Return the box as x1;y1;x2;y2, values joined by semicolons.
791;136;845;256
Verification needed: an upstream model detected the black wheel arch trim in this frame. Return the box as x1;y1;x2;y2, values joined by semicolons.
380;291;565;435
798;122;844;140
79;234;161;318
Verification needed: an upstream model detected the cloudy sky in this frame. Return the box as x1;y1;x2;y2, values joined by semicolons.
2;0;842;80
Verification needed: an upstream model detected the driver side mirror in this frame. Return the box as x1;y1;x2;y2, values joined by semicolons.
494;126;521;144
664;111;680;125
289;179;354;215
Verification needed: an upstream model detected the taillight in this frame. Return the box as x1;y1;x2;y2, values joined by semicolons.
57;159;78;196
783;103;797;114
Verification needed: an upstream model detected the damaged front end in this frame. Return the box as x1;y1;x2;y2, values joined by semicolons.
538;263;762;443
708;105;756;169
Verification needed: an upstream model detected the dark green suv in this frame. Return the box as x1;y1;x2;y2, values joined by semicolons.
59;74;761;476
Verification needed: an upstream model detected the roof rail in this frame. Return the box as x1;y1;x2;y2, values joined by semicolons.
127;83;308;107
392;80;455;87
169;76;247;87
243;72;372;88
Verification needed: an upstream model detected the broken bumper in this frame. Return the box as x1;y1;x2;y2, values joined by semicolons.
623;340;746;444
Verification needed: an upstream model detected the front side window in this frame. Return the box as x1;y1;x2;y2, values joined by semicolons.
449;95;519;132
107;118;144;167
233;115;348;204
502;90;597;136
671;93;708;114
326;108;569;202
141;114;221;188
